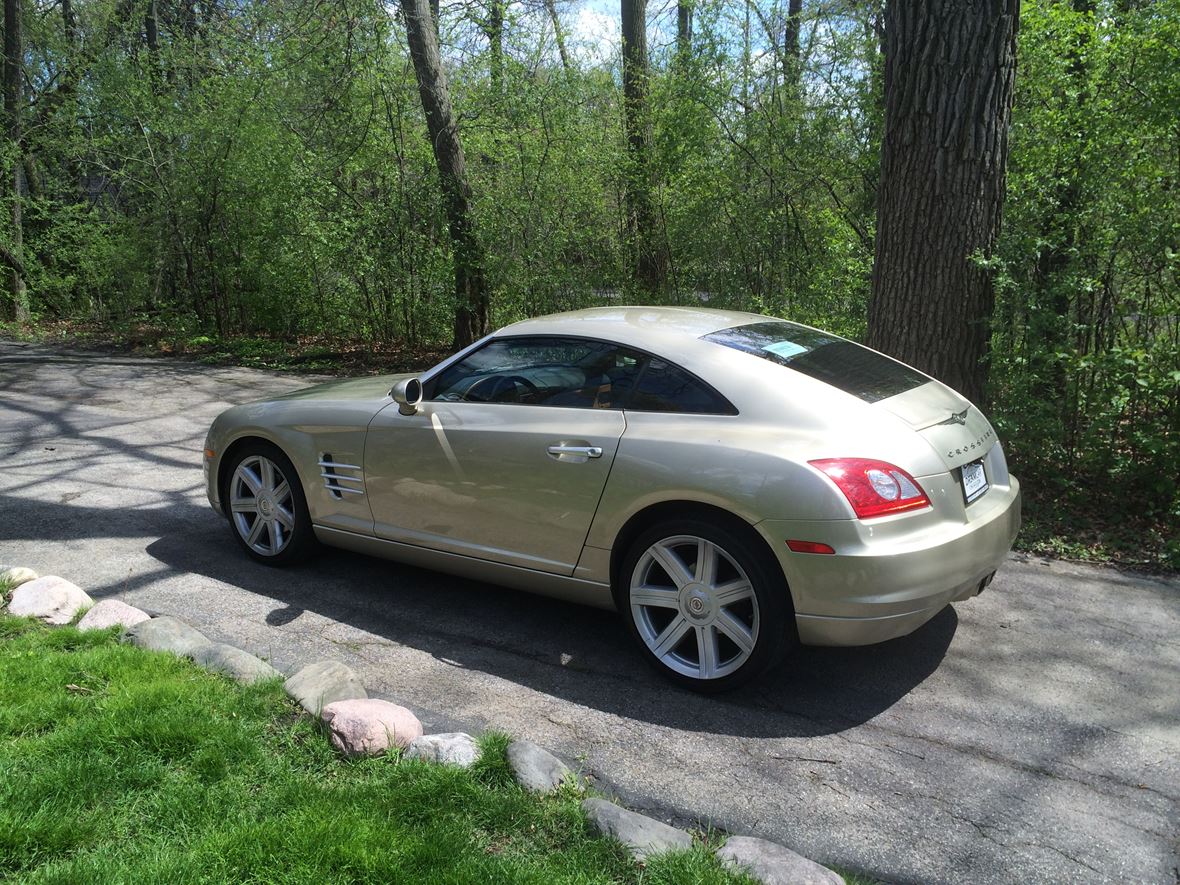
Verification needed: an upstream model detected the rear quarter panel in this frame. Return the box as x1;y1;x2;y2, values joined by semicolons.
581;356;955;591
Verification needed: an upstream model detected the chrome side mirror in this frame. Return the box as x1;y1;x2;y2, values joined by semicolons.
392;377;423;416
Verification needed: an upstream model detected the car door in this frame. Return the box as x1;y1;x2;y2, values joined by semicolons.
363;337;636;575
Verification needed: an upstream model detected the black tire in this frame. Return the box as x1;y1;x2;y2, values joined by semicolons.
616;516;794;692
222;440;317;566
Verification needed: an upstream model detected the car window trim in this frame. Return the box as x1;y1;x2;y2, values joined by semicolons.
423;333;738;416
423;334;629;408
616;352;738;417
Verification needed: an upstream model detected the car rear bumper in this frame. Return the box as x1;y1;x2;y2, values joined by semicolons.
756;477;1021;646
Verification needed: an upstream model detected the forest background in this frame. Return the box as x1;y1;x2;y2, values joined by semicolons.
1;0;1177;568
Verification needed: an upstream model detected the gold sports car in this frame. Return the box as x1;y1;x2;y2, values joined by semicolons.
204;307;1021;691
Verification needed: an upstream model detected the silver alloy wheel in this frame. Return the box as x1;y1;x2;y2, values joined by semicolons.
229;455;296;557
629;534;760;680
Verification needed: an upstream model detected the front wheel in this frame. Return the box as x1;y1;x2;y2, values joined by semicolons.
224;442;316;566
618;518;793;692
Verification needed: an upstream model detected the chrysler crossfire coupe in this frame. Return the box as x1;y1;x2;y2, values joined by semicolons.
204;307;1021;690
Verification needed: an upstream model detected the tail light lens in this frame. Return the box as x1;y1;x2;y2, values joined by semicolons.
809;458;930;519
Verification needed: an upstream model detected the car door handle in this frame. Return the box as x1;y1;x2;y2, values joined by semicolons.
547;445;603;459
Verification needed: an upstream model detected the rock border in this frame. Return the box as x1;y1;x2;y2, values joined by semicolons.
0;568;845;884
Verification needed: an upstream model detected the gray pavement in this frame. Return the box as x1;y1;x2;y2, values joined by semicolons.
1;338;1177;884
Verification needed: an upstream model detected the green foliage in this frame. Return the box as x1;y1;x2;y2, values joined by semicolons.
3;0;1177;564
992;0;1180;566
0;615;753;883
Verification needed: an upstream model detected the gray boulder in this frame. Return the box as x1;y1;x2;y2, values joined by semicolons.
283;661;367;713
582;798;693;861
77;599;151;632
191;643;281;684
716;836;845;885
8;576;93;625
405;732;481;768
125;616;211;657
507;740;574;794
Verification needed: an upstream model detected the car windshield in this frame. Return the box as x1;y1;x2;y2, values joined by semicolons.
702;321;929;403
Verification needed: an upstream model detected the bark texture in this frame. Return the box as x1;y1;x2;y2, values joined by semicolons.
621;0;666;294
4;0;26;321
400;0;489;347
867;0;1019;405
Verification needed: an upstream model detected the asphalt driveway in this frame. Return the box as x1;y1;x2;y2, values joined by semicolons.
1;338;1177;884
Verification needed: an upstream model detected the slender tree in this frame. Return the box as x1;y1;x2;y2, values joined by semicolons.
480;0;506;95
783;0;802;82
621;0;665;294
544;0;571;74
1030;0;1092;407
677;0;692;56
867;0;1019;404
3;0;26;321
399;0;490;347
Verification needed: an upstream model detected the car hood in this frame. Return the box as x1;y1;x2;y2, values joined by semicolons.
874;381;997;472
268;373;416;404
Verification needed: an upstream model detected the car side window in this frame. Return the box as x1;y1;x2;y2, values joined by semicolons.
427;337;644;409
625;358;736;415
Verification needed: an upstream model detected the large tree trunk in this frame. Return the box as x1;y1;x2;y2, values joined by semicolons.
621;0;665;294
867;0;1019;405
400;0;489;348
3;0;26;322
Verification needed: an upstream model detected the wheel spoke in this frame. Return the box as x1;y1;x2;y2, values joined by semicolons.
270;519;283;551
272;479;291;505
714;579;754;607
695;539;717;586
245;516;266;548
651;614;691;658
274;505;295;529
260;458;276;492
650;543;694;590
696;625;720;678
229;497;257;514
631;585;680;609
235;465;261;495
715;611;755;656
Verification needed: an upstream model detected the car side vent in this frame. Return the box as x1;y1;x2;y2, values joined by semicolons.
319;452;365;499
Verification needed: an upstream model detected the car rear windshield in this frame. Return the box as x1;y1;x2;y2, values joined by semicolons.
702;321;929;403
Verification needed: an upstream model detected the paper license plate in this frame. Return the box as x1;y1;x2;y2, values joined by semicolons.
962;460;989;504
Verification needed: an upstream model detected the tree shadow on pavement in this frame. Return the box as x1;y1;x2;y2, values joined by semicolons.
134;515;956;739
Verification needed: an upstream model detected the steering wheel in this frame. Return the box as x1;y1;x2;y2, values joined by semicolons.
464;374;539;403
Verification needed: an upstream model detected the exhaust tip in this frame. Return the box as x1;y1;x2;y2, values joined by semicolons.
977;571;996;596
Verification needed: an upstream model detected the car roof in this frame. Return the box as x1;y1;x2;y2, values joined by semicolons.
495;306;773;351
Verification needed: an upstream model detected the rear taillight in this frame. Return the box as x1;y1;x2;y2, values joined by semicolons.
809;458;930;519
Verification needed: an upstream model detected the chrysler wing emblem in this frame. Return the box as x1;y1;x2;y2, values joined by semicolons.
939;408;969;426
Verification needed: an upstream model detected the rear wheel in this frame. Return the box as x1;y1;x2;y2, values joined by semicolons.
224;442;316;566
618;517;793;692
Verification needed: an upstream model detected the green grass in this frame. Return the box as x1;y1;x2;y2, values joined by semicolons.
0;614;752;884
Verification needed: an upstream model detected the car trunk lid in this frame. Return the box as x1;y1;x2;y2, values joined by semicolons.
874;382;997;472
